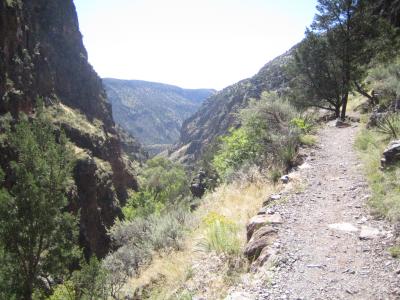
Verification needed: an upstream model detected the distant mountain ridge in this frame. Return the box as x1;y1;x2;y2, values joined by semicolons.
172;48;295;164
103;78;215;152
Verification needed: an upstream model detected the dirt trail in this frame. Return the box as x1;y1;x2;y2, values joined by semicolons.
229;124;400;299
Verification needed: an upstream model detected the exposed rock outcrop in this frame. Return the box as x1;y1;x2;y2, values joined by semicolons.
0;0;138;257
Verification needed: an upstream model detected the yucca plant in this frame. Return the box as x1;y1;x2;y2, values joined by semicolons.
376;113;400;140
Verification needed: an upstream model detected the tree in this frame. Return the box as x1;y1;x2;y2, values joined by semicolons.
292;0;385;119
0;111;79;299
371;0;400;27
289;32;344;117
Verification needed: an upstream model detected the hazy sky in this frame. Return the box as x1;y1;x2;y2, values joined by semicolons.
74;0;318;90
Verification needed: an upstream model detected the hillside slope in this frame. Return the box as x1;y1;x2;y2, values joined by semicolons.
173;48;294;164
0;0;138;257
103;79;215;151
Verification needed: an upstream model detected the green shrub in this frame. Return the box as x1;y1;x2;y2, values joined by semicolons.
367;60;400;107
200;212;241;256
123;157;190;219
389;246;400;258
72;257;108;300
212;127;260;178
290;116;314;134
270;168;282;184
105;207;191;292
212;92;302;180
48;281;75;300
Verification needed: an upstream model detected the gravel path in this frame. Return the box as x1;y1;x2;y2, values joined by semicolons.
228;124;400;300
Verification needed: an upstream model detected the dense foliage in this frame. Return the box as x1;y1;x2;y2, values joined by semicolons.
289;0;397;119
0;111;79;299
123;157;190;219
212;92;311;181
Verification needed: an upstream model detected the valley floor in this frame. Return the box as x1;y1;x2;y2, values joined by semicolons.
229;123;400;299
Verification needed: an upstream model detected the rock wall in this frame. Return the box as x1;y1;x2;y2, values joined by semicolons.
0;0;138;257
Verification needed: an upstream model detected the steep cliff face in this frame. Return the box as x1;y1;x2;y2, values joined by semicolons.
0;0;138;257
174;49;294;164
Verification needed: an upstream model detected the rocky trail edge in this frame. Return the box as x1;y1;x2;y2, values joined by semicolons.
228;123;400;300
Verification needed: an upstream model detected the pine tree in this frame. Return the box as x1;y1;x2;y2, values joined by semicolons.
0;110;80;299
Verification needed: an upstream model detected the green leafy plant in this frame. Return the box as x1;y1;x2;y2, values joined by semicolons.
290;116;314;134
212;127;260;178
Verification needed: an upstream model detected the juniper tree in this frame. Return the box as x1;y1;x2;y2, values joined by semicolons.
0;110;79;299
289;31;343;117
291;0;387;119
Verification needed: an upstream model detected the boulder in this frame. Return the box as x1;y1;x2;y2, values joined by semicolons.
359;226;381;240
244;226;277;259
251;247;278;271
246;214;282;241
381;140;400;167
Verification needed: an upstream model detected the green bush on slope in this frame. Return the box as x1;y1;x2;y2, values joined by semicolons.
212;92;306;181
123;157;191;219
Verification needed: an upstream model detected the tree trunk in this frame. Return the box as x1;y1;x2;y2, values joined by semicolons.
335;104;341;118
23;284;33;300
22;270;34;300
341;92;349;120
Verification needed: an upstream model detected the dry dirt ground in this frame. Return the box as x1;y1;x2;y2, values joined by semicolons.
227;124;400;300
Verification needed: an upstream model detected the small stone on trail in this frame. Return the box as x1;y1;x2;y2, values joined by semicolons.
359;226;381;240
328;222;359;232
270;194;281;201
281;175;290;184
306;264;325;269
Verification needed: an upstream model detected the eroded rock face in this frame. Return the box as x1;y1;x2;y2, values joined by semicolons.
0;0;138;257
